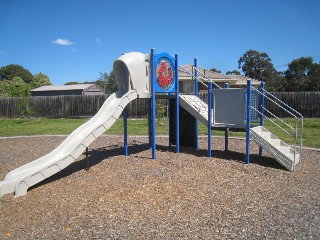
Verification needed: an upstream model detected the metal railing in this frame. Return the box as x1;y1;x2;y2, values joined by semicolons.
250;86;304;171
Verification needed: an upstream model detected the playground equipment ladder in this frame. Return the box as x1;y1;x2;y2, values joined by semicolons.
178;65;303;171
249;86;303;171
250;126;300;170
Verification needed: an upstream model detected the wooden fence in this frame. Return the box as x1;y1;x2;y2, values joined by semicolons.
265;92;320;118
0;95;165;118
0;92;319;118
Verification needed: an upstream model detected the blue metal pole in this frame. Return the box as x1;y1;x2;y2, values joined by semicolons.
246;80;252;164
151;48;156;160
123;106;128;156
148;98;152;149
259;82;265;157
168;93;172;147
208;81;212;157
194;58;199;150
224;83;229;152
175;54;180;153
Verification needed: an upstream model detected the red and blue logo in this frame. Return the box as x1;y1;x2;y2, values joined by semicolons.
153;53;176;93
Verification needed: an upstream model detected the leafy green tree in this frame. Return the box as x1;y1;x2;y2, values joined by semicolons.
238;50;283;91
8;76;30;97
0;64;33;83
95;71;118;93
106;71;118;93
0;81;9;97
210;68;221;73
238;50;274;79
31;73;52;88
64;81;80;85
95;72;109;93
226;70;241;75
309;62;320;91
284;57;320;91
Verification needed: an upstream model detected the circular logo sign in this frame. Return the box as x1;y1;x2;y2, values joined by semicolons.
155;57;175;91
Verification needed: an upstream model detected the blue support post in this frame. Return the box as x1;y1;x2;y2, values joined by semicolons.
151;48;156;159
175;54;180;153
194;58;199;150
259;82;265;157
224;83;229;152
148;98;152;149
245;80;252;164
168;93;172;147
123;107;128;156
208;81;212;157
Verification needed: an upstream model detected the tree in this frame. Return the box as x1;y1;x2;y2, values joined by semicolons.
106;71;118;93
31;73;51;88
65;81;80;85
95;72;109;93
238;50;283;91
226;70;240;75
8;76;30;97
238;50;275;79
210;68;221;73
95;71;118;93
284;57;320;91
0;81;9;97
309;63;320;91
0;64;33;83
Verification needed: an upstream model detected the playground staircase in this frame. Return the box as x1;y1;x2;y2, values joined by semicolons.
250;126;300;171
179;95;213;126
179;94;300;171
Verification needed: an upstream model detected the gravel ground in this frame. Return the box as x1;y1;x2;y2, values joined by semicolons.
0;135;319;239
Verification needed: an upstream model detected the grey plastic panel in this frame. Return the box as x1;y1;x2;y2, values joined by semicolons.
213;89;246;126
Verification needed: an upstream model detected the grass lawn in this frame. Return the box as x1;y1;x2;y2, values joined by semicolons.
0;118;319;149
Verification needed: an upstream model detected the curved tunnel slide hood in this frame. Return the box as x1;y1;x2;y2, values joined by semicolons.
113;52;151;98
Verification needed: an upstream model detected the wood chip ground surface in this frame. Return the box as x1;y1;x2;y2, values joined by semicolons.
0;136;319;239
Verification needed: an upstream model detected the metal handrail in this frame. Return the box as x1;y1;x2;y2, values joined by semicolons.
262;107;296;133
250;86;304;170
252;87;298;119
264;90;303;118
251;106;293;135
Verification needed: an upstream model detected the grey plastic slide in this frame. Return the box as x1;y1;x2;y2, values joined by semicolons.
0;90;137;197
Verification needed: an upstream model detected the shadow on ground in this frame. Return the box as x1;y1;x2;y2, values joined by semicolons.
31;142;285;192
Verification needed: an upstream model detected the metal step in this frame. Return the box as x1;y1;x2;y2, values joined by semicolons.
251;126;300;171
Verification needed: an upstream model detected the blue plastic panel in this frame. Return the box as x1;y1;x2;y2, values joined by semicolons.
153;52;176;93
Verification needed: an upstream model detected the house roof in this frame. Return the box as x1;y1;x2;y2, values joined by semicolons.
31;84;101;92
179;64;261;86
226;74;261;86
179;64;235;82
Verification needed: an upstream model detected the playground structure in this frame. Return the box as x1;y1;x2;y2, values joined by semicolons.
0;50;303;198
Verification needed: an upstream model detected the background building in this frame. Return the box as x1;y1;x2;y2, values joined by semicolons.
31;84;104;96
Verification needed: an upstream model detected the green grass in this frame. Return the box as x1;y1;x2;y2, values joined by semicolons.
0;118;319;149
